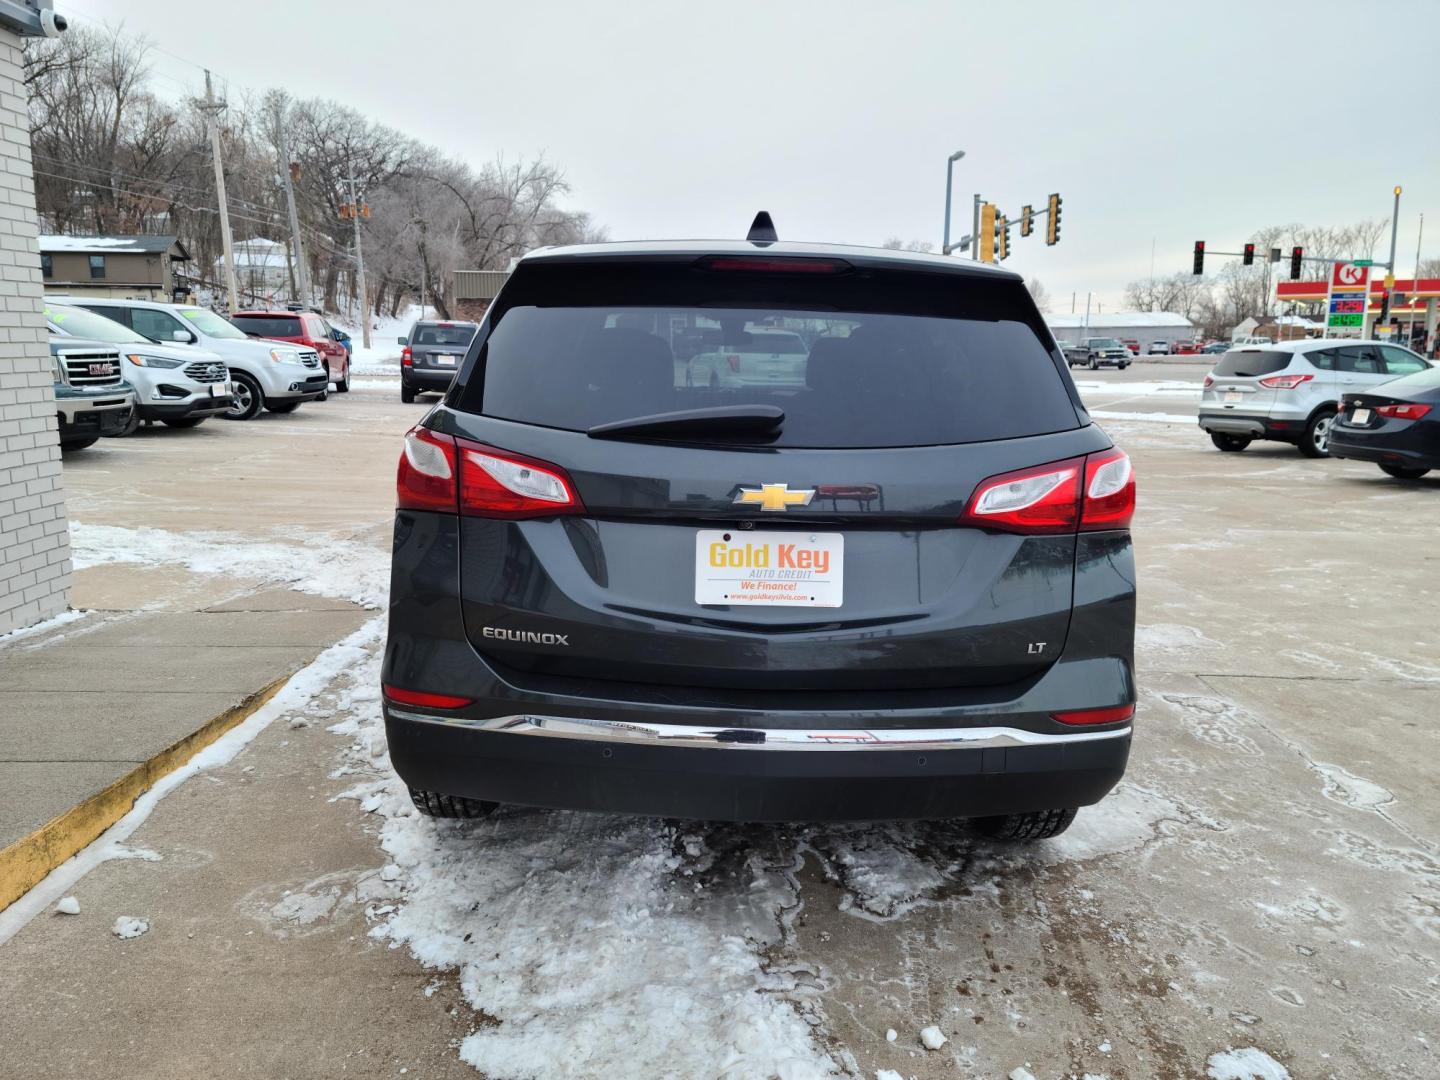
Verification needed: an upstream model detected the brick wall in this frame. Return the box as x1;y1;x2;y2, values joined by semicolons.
0;29;70;635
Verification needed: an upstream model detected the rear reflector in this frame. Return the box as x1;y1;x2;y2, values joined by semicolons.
1258;373;1313;389
695;256;851;275
1052;704;1135;726
382;685;473;710
1375;403;1431;420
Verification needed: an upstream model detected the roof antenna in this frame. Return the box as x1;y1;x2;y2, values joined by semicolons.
747;211;778;244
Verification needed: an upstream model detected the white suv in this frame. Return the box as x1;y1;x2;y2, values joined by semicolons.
1199;339;1431;457
49;296;328;420
46;302;232;429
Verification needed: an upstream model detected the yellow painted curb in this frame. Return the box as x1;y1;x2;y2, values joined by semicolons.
0;674;290;913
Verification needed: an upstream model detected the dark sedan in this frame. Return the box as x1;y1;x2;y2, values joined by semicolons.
1329;364;1440;480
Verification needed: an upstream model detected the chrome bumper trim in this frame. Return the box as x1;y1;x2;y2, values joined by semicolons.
385;708;1132;752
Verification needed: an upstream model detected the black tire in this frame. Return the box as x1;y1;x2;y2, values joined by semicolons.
1088;357;1099;370
265;401;301;414
1118;362;1130;370
1210;432;1251;452
408;788;498;819
333;365;351;393
401;384;416;404
118;410;140;437
974;807;1078;841
1298;409;1335;458
60;436;99;451
1379;464;1431;480
162;417;206;429
225;372;264;421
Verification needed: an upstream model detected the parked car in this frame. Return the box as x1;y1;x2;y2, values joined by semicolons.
1064;337;1131;370
1172;341;1200;355
46;302;231;430
1147;341;1170;355
398;320;479;403
230;309;351;393
382;229;1137;838
50;337;135;451
1329;362;1440;480
1120;338;1140;356
685;327;809;388
1200;341;1231;354
1198;340;1431;457
49;296;327;421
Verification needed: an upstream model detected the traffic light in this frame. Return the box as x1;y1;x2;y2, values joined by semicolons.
997;213;1011;260
1020;204;1033;237
1192;241;1205;276
979;202;997;263
1243;243;1255;266
1269;247;1282;264
1045;193;1062;245
1290;246;1303;280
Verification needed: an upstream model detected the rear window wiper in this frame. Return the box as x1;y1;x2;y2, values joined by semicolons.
587;404;784;440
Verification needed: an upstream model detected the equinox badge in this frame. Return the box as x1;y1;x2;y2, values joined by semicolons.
734;483;815;512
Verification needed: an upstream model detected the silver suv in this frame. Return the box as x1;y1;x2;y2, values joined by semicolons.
1198;339;1431;457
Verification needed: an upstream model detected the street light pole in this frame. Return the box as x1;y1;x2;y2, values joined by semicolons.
942;150;965;254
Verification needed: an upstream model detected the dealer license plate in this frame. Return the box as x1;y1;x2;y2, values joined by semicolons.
210;382;228;398
1224;390;1242;403
695;530;843;607
436;355;456;366
1350;408;1370;425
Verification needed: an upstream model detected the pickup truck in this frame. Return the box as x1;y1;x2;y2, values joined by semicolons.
51;338;136;450
1063;337;1132;370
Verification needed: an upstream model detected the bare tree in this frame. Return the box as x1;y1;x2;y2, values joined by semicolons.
1025;277;1051;313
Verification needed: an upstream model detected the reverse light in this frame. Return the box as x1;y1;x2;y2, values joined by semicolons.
1258;373;1313;390
382;685;473;710
1052;704;1135;726
960;458;1082;534
459;444;583;519
1375;403;1432;421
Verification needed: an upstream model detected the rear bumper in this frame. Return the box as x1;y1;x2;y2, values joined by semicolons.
403;368;459;391
1329;429;1440;469
384;707;1131;822
1197;411;1303;441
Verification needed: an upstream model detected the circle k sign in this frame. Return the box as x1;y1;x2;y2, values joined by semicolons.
1331;262;1370;289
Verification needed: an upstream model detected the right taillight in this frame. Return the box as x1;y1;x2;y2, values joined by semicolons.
1080;448;1135;531
726;354;742;372
1375;403;1431;420
961;448;1135;535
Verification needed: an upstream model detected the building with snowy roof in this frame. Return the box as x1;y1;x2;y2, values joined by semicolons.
221;237;292;298
39;234;192;301
1044;310;1194;348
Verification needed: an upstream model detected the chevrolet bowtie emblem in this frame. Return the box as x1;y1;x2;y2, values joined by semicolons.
734;483;815;512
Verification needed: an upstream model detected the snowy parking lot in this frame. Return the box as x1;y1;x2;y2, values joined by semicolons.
2;378;1438;1080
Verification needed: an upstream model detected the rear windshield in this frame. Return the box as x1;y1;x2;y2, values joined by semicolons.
1213;350;1292;377
460;262;1078;448
413;323;477;347
231;315;302;338
1378;364;1440;396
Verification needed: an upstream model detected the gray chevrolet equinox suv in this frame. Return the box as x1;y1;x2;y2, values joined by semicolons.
381;221;1137;839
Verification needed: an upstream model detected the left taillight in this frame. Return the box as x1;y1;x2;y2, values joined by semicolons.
961;448;1135;535
397;426;459;512
401;345;413;367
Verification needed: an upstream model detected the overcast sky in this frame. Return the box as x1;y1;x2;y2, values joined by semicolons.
63;0;1440;311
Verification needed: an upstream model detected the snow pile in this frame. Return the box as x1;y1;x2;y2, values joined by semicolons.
55;896;80;915
69;521;390;609
112;916;149;939
919;1025;947;1050
0;608;86;648
335;305;421;373
1206;1046;1291;1080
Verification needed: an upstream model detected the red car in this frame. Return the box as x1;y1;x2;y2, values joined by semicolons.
1120;338;1140;356
1172;340;1200;356
230;309;351;393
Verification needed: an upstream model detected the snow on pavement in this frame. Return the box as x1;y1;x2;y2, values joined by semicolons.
1206;1046;1291;1080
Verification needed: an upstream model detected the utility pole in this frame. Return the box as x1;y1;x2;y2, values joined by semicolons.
1381;185;1402;325
202;70;239;312
347;173;371;349
280;119;310;306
